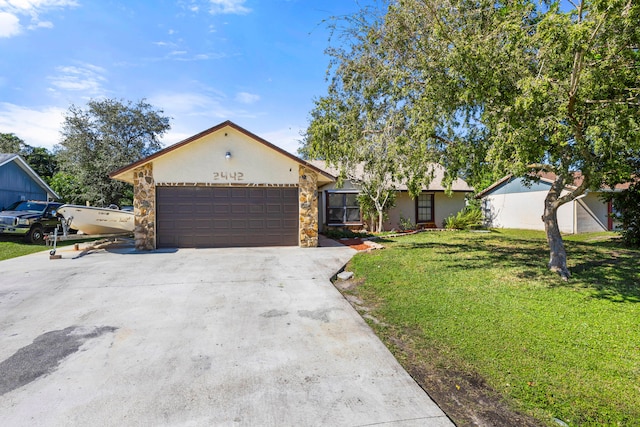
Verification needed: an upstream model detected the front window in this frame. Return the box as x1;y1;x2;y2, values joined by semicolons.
327;192;361;224
416;193;434;223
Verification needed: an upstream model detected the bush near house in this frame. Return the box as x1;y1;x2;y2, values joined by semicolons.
344;229;639;426
444;206;483;230
608;181;640;247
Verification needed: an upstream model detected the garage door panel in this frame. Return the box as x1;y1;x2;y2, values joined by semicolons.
231;188;248;198
213;219;230;228
283;204;298;213
157;186;299;248
231;204;248;214
231;219;248;229
249;189;265;198
213;188;231;198
213;205;230;214
266;204;283;214
193;203;213;214
283;219;298;228
248;219;264;229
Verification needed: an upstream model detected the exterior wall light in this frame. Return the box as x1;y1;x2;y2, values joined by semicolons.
225;151;232;160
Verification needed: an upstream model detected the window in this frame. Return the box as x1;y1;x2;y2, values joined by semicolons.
416;193;434;223
327;192;361;224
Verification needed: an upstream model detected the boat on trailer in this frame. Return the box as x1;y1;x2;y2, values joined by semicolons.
56;204;134;235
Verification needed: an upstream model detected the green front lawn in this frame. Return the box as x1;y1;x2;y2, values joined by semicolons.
0;236;52;261
0;235;98;261
348;229;640;426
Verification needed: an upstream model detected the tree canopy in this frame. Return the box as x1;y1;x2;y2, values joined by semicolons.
56;98;171;206
0;133;30;154
304;0;640;278
0;133;58;181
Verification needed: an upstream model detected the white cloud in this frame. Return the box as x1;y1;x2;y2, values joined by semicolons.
260;126;305;155
208;0;251;15
149;91;263;147
149;92;232;117
152;50;227;62
0;0;78;37
1;0;78;12
0;103;66;150
29;20;53;29
153;41;176;47
235;92;260;105
0;12;21;37
47;63;108;96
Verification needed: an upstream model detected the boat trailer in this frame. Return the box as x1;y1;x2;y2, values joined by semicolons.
46;216;133;256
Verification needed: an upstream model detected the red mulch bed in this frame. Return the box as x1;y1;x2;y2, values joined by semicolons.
337;238;370;251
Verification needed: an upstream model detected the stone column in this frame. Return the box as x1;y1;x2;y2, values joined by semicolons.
299;166;318;248
133;164;156;250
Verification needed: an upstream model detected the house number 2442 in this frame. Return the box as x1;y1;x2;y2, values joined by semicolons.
213;171;244;181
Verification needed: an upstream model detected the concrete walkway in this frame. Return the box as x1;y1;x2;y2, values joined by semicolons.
0;243;452;426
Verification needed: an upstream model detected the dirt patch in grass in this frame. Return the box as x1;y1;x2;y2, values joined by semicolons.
335;277;543;427
386;332;543;427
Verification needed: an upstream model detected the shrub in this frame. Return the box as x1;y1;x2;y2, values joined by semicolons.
398;216;416;232
444;206;484;230
322;228;371;239
609;182;640;247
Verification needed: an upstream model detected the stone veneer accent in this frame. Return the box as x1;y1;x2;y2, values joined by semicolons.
133;164;156;250
299;165;318;248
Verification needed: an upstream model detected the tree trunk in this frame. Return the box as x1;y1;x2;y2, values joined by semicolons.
542;181;571;280
377;206;384;232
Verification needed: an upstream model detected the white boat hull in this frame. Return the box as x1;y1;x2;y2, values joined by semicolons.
57;205;134;235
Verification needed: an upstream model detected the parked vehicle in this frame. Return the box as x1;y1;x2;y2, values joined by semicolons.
0;200;63;243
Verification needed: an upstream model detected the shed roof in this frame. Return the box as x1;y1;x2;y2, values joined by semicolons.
0;153;60;200
476;172;633;199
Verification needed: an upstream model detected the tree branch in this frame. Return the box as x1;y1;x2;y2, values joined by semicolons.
567;0;580;9
526;163;554;172
556;176;589;207
585;98;640;106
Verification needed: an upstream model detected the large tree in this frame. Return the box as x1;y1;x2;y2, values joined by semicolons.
307;0;640;279
304;5;447;232
1;133;58;181
56;98;170;206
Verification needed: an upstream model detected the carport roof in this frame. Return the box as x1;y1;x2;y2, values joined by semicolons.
109;120;335;184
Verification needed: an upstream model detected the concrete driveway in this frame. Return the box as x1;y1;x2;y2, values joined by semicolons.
0;242;452;426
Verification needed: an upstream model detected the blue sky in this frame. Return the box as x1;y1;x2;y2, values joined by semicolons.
0;0;374;154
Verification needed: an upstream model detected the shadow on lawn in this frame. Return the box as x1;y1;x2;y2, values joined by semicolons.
564;243;640;303
395;237;640;303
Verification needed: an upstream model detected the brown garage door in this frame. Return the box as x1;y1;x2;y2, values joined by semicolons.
156;186;299;248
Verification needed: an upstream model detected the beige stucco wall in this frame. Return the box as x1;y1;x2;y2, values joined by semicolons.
385;192;467;229
152;127;300;185
317;184;468;231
